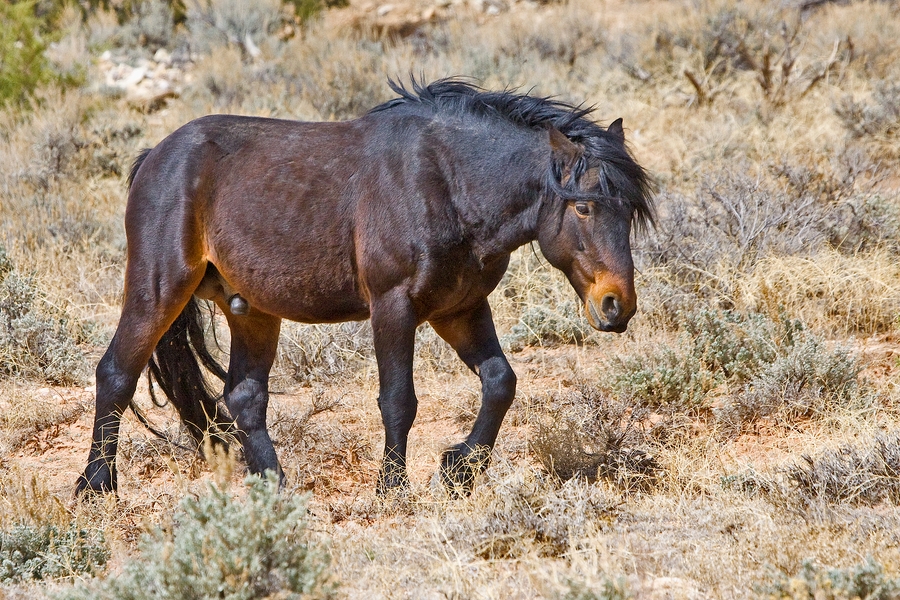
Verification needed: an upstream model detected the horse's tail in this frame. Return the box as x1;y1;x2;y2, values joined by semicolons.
141;297;233;449
127;148;153;190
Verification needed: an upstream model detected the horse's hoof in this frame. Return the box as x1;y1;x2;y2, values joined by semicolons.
440;444;491;498
73;473;116;498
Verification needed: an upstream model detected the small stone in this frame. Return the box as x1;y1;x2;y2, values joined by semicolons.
377;3;395;16
153;47;171;65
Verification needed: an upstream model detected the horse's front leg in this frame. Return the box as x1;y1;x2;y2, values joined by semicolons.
430;299;516;496
371;290;418;495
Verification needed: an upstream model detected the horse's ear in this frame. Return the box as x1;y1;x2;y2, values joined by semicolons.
608;118;625;142
548;127;581;164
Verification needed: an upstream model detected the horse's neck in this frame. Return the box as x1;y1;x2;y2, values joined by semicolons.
442;132;547;262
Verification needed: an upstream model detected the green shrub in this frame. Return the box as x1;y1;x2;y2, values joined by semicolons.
0;1;54;106
59;474;333;600
0;523;109;583
758;557;900;600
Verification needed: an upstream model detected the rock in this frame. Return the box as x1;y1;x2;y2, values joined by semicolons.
153;47;172;65
377;3;395;16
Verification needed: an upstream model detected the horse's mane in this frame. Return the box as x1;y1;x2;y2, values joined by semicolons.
370;78;654;230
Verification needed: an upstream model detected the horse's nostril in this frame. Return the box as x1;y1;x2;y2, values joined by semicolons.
601;294;621;319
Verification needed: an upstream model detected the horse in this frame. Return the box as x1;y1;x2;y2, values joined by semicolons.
75;78;653;497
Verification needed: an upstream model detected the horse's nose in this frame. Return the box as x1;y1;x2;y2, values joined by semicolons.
586;291;635;333
600;293;621;321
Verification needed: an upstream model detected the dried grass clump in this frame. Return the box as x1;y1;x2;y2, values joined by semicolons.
496;247;597;350
441;462;618;560
186;0;285;57
276;321;373;384
269;392;374;492
758;557;900;600
835;80;900;141
639;166;828;306
740;248;900;336
529;387;661;491
786;432;900;508
59;474;333;600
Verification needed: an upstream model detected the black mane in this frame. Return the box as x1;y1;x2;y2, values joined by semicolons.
371;78;654;230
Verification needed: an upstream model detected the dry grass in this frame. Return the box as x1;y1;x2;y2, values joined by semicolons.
1;0;900;597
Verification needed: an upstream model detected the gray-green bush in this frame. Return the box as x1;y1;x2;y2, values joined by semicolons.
758;557;900;600
58;474;333;600
0;247;88;385
0;523;108;583
609;310;860;427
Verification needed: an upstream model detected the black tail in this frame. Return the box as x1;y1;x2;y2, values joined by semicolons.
144;297;233;448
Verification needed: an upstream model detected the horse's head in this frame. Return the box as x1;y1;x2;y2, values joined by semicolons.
537;120;653;334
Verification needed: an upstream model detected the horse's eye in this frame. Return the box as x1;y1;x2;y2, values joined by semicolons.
574;202;591;217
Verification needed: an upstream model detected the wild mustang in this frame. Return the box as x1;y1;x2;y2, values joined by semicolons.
75;79;653;497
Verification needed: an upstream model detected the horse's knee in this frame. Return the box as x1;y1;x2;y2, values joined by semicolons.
226;379;267;428
480;357;516;409
94;351;139;411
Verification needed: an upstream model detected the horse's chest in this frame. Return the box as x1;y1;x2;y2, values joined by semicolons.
410;252;507;318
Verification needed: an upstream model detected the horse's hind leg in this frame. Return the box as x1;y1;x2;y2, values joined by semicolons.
430;299;516;496
220;307;283;481
75;271;203;494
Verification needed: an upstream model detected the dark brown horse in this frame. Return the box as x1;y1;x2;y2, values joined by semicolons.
75;79;653;496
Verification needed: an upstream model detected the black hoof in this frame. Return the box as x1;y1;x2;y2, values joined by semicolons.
74;471;116;498
440;444;491;498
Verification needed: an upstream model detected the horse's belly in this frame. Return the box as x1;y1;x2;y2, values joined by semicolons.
209;255;369;323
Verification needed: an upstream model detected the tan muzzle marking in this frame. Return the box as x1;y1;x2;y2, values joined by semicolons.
584;271;636;332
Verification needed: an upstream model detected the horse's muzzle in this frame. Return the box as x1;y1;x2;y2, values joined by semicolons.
585;291;636;333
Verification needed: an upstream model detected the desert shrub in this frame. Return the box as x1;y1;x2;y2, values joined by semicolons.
639;165;832;306
59;474;333;600
186;0;284;57
785;432;900;508
641;2;844;106
609;309;860;425
835;81;900;140
0;524;109;583
441;463;618;559
529;387;661;490
729;334;859;422
0;248;88;385
289;37;391;120
276;321;373;383
269;392;374;492
758;557;900;600
505;301;593;350
111;0;176;52
561;578;631;600
740;247;900;336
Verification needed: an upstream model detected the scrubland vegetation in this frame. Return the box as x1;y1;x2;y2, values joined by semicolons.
2;0;900;597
